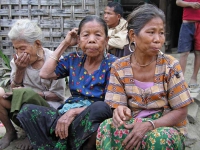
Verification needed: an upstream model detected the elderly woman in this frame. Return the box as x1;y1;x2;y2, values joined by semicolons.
96;4;193;150
0;19;65;150
16;15;117;149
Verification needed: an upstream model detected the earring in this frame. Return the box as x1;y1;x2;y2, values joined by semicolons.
129;42;135;53
37;49;43;60
76;46;83;57
104;49;108;58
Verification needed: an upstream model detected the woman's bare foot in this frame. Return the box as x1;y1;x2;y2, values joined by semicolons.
0;131;17;150
15;137;32;150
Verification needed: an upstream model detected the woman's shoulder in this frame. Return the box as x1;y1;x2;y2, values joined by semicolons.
110;55;131;71
106;53;118;63
112;55;130;65
158;53;179;66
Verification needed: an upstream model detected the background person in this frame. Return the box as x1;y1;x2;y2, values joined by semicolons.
104;1;129;57
17;15;117;150
0;19;65;150
176;0;200;92
97;4;193;150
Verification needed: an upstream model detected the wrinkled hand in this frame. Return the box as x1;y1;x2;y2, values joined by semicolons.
112;106;132;128
190;2;200;9
14;53;30;70
64;28;78;47
122;121;152;150
55;109;76;139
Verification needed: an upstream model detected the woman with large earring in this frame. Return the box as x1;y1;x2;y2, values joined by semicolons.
97;4;193;150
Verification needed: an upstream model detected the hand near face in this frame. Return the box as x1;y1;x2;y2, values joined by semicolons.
55;109;76;139
14;52;30;70
112;106;132;128
64;28;79;47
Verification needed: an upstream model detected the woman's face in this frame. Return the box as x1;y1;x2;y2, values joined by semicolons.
130;17;165;56
12;39;39;64
78;20;108;58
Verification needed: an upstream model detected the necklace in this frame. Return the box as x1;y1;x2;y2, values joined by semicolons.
133;53;155;67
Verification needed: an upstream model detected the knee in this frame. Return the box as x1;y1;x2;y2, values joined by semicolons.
194;50;200;56
0;87;5;97
21;104;38;111
89;101;112;121
180;52;190;58
91;101;112;114
19;104;37;115
144;127;184;149
17;104;38;120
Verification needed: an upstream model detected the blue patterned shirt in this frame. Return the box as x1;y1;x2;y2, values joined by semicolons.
55;52;117;103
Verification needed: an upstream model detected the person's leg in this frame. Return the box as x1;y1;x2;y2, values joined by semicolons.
17;104;59;150
0;87;17;149
66;101;113;150
82;101;112;149
143;127;185;149
189;50;200;85
177;22;195;75
190;22;200;86
179;51;190;74
96;118;184;149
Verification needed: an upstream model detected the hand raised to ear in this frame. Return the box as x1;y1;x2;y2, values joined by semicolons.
64;28;79;47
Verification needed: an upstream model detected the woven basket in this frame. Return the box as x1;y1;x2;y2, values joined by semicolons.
0;0;107;60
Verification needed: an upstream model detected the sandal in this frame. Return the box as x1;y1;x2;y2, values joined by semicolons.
188;83;199;89
189;87;200;93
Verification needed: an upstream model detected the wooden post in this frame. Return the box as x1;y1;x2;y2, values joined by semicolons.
159;0;171;53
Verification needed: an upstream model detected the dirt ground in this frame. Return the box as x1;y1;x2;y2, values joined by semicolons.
0;51;200;150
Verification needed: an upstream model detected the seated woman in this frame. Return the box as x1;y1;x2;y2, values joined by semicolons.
16;15;117;149
96;4;193;150
0;19;66;150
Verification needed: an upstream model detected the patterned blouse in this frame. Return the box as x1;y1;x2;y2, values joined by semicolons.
105;53;194;135
55;52;117;103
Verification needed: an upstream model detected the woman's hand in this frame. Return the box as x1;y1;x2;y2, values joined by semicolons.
64;28;79;47
14;53;30;70
190;2;200;9
122;121;153;150
112;106;132;128
55;109;76;139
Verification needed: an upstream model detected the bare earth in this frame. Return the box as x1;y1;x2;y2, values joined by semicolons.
0;52;200;150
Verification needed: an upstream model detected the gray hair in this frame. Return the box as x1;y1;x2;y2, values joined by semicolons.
8;19;43;44
127;3;165;37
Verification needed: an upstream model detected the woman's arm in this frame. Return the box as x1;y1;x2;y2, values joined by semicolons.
40;28;78;80
153;106;188;128
176;0;200;9
37;91;62;102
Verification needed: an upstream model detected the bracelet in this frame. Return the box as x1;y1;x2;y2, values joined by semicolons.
49;55;59;62
12;80;23;87
43;91;47;100
147;120;155;129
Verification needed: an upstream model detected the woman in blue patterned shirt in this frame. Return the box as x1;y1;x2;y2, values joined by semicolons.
17;15;117;150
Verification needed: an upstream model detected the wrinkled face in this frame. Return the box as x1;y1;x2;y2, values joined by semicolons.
12;39;39;64
103;6;120;28
130;17;165;56
78;20;108;58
